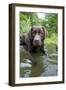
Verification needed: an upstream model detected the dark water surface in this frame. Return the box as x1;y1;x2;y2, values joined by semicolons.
20;44;58;77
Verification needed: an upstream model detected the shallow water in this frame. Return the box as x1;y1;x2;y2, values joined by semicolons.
20;44;58;77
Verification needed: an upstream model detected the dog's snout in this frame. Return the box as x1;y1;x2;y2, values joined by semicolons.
34;34;41;41
33;34;42;46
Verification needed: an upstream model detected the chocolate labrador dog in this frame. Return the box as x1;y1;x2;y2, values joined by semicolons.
20;25;48;64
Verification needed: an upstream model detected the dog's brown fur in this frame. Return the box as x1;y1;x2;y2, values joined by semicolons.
20;25;48;64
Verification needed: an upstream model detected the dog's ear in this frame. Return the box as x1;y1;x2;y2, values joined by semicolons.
25;27;33;52
42;26;48;38
28;26;34;40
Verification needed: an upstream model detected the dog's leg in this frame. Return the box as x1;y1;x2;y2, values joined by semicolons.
27;51;37;65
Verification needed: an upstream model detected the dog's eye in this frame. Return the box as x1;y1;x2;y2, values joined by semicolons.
32;31;36;36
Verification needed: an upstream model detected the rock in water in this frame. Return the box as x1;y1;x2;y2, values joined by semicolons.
20;63;32;68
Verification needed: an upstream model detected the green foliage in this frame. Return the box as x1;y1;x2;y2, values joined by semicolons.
20;13;31;33
45;33;58;45
41;13;58;37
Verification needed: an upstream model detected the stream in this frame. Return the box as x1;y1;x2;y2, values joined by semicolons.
20;44;58;77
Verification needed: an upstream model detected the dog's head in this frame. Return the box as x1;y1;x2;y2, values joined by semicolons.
29;25;48;47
